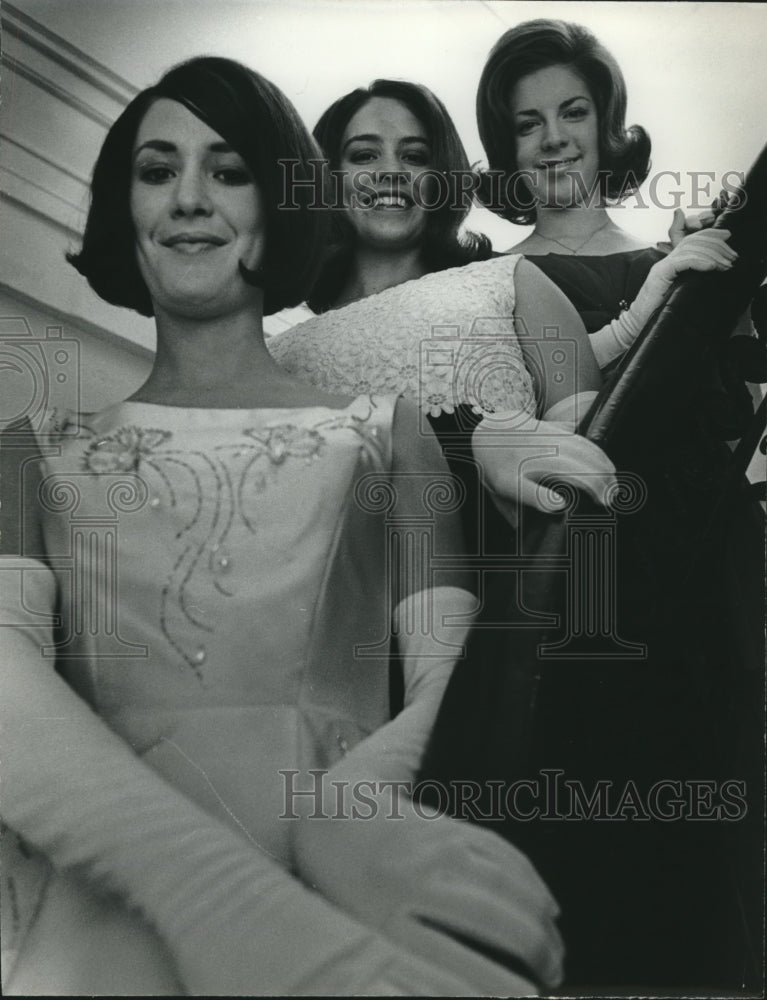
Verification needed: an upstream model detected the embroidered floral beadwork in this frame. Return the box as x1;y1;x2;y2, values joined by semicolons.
45;407;68;436
69;400;384;681
82;427;172;474
243;424;324;464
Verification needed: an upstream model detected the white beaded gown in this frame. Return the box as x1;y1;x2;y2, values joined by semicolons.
2;393;408;990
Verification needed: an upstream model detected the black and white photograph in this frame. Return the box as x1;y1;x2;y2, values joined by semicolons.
1;1;765;996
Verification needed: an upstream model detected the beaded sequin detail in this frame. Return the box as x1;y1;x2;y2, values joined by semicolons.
82;427;172;473
77;400;383;680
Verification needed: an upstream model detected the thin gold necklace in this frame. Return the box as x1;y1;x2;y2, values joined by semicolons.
533;218;611;255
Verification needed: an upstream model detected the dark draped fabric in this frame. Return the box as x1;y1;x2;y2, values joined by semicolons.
526;247;665;334
419;234;765;990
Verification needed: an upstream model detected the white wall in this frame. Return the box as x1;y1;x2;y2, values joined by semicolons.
0;288;151;420
11;0;767;251
0;2;155;421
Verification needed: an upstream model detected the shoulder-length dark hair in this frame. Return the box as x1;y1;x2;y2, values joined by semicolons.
307;79;491;313
476;19;651;225
68;56;327;316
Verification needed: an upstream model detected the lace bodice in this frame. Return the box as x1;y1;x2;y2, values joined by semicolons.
270;254;535;419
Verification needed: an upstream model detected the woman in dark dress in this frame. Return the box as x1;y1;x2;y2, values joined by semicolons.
478;19;735;363
420;19;762;993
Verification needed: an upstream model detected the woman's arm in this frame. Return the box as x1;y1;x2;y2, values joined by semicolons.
471;262;616;514
590;228;737;368
291;398;563;991
513;257;602;421
355;396;475;779
0;424;520;997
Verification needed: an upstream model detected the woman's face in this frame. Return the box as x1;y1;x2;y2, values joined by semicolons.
130;98;265;318
338;96;432;252
510;64;600;210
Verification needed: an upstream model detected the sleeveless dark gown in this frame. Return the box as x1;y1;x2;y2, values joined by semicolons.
528;247;665;338
420;249;765;992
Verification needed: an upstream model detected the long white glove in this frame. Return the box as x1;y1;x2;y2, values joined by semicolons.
0;558;534;997
291;586;564;992
666;195;740;246
471;404;617;516
591;228;737;368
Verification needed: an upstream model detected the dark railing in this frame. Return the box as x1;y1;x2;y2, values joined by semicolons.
422;143;767;992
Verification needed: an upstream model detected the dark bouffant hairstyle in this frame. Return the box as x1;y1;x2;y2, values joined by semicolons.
307;79;491;313
68;56;328;316
476;19;651;225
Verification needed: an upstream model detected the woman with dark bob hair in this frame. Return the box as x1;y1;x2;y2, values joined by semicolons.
0;56;563;996
68;56;325;318
474;18;735;372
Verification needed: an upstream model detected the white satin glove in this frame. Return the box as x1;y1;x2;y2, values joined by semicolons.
591;227;737;368
292;784;561;993
666;192;741;246
291;587;563;993
471;405;617;515
666;205;716;245
653;226;737;288
0;560;529;997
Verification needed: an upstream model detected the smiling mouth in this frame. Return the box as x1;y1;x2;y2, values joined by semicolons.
372;193;412;210
538;156;581;169
161;233;228;253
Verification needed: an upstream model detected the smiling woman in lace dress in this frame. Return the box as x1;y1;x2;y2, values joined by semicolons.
270;78;618;544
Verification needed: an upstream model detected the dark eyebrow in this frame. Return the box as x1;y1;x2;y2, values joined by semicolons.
342;133;428;153
133;139;235;158
515;96;591;118
342;133;380;153
134;139;176;157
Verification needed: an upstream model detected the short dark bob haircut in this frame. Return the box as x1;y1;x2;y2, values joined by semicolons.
68;56;328;316
476;19;651;225
307;79;491;313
